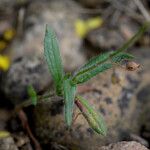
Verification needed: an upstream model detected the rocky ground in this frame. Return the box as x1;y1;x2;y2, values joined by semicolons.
0;0;150;150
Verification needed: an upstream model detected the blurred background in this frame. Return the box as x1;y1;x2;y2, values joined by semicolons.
0;0;150;150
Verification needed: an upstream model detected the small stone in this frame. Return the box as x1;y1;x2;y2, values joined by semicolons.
129;133;149;147
99;141;148;150
0;135;18;150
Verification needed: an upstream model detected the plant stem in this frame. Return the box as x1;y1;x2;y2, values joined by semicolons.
16;92;56;109
110;22;150;57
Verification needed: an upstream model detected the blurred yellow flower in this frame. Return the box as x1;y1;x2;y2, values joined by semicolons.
87;17;103;29
0;55;10;71
75;17;103;38
4;28;15;41
0;131;10;138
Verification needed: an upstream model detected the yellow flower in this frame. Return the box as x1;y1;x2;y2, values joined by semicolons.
86;17;103;29
4;28;15;41
75;17;103;38
0;131;10;138
0;55;10;71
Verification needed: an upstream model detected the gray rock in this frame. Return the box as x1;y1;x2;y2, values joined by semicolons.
136;84;150;141
99;141;148;150
87;27;124;50
128;134;149;147
0;135;18;150
1;54;51;104
86;16;139;51
14;133;33;150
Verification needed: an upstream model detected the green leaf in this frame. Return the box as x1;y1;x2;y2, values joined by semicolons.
76;95;107;136
72;63;112;84
111;22;150;57
76;51;112;73
111;52;134;63
63;77;77;127
72;52;133;84
71;51;112;85
44;25;64;95
27;85;37;106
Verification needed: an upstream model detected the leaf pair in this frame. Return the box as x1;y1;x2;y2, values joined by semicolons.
71;51;134;85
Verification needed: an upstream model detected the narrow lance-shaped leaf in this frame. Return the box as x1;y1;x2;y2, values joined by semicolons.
111;52;134;63
72;63;112;84
75;95;107;136
72;51;112;84
71;52;134;85
27;85;37;106
111;22;150;57
75;51;112;74
44;25;64;95
63;77;76;127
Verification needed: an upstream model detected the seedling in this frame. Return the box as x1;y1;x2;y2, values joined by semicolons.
30;22;150;136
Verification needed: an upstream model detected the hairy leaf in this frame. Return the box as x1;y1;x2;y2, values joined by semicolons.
111;52;134;63
27;85;37;106
75;51;112;74
76;95;107;136
63;77;76;127
72;63;112;84
44;25;64;95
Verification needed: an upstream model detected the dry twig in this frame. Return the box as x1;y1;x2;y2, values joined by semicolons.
133;0;150;21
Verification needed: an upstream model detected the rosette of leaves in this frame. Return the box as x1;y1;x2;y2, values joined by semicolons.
42;22;150;135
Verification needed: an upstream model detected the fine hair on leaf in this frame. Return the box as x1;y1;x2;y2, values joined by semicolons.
44;25;64;95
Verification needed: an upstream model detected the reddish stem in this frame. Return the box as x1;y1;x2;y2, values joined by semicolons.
18;109;42;150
